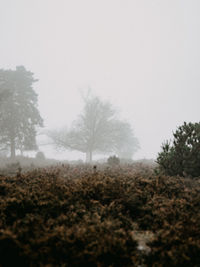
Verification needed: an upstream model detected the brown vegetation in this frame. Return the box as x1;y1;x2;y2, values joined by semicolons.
0;163;199;266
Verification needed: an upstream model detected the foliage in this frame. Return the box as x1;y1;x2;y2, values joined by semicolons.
107;155;120;166
0;66;43;159
49;94;139;162
111;119;139;159
0;163;199;266
156;122;200;177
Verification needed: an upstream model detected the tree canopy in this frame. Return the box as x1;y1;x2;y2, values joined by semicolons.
0;66;43;159
49;94;139;162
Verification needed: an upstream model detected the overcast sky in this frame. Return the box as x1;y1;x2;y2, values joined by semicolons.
0;0;200;160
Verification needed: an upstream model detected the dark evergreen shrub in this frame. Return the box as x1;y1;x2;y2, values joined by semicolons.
156;122;200;177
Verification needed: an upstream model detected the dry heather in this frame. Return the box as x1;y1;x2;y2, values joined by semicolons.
0;163;199;266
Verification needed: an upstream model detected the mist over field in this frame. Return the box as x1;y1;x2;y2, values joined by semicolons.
0;0;200;161
0;2;200;266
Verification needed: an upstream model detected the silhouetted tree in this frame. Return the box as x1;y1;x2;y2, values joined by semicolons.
0;66;43;159
49;94;139;162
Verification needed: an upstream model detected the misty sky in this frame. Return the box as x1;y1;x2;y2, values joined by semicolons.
0;0;200;160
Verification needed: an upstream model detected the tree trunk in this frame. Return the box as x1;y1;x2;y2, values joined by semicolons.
86;151;89;163
89;150;92;163
86;150;93;163
10;137;16;160
20;147;24;156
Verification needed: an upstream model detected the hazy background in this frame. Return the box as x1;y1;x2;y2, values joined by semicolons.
0;0;200;160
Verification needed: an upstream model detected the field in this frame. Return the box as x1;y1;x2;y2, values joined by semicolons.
0;162;200;266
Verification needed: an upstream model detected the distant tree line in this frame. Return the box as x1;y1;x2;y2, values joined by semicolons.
0;66;139;162
1;66;199;174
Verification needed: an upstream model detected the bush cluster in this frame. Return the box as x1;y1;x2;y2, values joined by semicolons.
0;164;199;266
35;151;46;161
107;155;120;166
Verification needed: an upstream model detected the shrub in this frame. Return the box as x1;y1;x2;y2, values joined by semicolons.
35;151;45;161
156;122;200;177
0;164;200;266
107;155;120;166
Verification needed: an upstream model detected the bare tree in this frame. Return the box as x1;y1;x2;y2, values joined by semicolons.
49;94;139;162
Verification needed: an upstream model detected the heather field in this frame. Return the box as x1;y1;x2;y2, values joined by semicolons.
0;163;200;266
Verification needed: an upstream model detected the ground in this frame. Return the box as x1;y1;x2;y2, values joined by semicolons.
0;162;199;266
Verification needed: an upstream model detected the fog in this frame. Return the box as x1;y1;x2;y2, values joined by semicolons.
0;0;200;160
